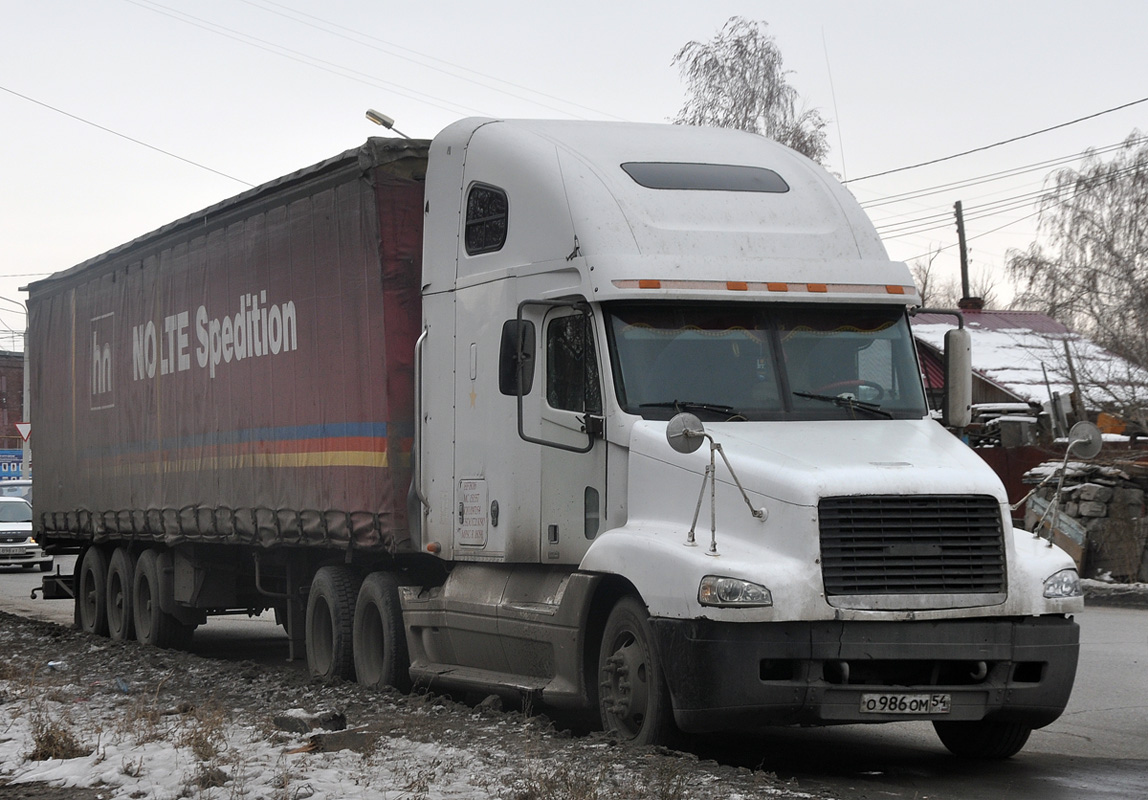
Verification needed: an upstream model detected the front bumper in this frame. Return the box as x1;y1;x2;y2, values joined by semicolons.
0;541;52;569
650;616;1079;733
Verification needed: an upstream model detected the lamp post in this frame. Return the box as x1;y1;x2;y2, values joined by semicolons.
365;109;412;139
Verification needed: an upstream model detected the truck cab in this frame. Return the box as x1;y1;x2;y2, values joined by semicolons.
404;119;1082;756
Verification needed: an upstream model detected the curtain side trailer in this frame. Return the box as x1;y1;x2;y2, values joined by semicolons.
31;120;1084;758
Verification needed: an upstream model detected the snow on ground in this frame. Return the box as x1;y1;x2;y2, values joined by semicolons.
0;612;828;800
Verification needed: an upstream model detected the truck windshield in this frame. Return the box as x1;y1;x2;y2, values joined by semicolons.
604;302;928;421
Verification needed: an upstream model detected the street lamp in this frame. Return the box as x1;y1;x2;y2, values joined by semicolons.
365;109;412;139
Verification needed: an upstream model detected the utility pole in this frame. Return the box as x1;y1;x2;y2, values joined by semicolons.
954;201;970;302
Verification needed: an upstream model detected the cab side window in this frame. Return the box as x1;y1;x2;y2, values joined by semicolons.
547;315;601;414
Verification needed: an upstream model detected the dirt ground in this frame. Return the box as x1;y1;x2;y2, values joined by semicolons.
0;610;825;800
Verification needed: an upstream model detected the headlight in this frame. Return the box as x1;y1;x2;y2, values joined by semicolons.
1043;568;1083;599
698;576;773;607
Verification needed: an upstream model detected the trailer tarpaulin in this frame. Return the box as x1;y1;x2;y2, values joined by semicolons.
28;140;427;552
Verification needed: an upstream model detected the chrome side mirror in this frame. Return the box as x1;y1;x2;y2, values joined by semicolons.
1066;421;1103;459
666;412;706;454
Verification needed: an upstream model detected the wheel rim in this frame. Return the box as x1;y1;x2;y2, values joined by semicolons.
136;578;153;640
601;631;652;738
80;565;98;629
108;573;124;630
359;603;384;684
312;596;334;675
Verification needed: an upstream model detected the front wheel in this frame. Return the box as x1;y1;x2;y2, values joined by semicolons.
933;719;1033;759
597;596;675;745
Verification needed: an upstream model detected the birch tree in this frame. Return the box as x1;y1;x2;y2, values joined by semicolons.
1007;132;1148;371
673;17;829;163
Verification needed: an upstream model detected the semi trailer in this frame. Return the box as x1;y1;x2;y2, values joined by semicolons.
29;118;1083;757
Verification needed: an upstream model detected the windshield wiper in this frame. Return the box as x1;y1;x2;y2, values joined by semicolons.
640;400;744;419
793;391;893;419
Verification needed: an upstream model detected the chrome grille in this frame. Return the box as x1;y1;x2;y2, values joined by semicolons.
819;495;1005;595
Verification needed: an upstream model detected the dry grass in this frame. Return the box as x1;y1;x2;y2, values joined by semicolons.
28;714;91;761
178;701;228;762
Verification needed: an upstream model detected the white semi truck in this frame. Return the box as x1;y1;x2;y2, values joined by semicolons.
31;119;1083;758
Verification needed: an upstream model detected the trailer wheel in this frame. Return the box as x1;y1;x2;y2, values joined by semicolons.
353;572;410;691
933;719;1033;759
106;548;137;641
77;546;110;637
306;566;360;681
597;596;675;745
133;549;193;650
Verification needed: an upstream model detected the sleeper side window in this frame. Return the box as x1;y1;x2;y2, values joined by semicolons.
464;184;508;255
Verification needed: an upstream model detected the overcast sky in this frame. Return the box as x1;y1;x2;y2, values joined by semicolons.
3;0;1146;351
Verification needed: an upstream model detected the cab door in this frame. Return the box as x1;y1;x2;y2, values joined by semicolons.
535;306;607;564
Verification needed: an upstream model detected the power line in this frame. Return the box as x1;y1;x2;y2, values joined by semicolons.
0;84;255;187
238;0;624;121
876;160;1145;241
126;0;485;120
860;136;1148;210
844;95;1148;184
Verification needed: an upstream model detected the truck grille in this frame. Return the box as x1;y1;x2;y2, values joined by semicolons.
819;495;1005;595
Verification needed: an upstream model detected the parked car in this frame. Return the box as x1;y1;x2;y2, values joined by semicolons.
0;496;51;571
0;478;32;503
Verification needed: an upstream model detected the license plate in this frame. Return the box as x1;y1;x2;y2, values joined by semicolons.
0;546;24;556
860;693;951;715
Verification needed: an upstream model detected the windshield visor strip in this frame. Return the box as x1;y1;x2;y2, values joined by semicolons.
612;280;914;296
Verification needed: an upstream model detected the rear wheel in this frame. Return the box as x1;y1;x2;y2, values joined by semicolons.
597;596;675;745
306;566;361;681
933;719;1033;759
353;572;410;691
77;546;109;637
106;548;137;641
132;549;193;649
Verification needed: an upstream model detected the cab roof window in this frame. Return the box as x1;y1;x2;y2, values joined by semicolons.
621;162;789;193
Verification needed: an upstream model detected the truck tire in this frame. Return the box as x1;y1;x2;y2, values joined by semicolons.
933;719;1033;759
77;546;110;637
353;572;410;691
133;549;193;650
597;596;675;745
106;548;137;641
306;566;360;681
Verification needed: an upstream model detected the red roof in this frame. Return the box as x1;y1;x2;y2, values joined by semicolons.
913;309;1071;334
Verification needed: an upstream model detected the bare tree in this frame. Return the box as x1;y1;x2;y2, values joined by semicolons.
673;17;829;163
911;247;999;308
909;248;943;306
1008;131;1148;371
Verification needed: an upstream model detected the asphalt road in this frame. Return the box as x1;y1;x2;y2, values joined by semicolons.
2;556;1146;798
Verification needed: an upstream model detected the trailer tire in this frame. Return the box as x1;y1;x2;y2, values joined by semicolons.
933;719;1033;759
77;546;110;637
353;572;410;691
306;566;360;681
133;549;194;650
597;596;675;746
106;548;137;641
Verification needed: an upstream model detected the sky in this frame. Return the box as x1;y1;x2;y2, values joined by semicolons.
3;0;1147;352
